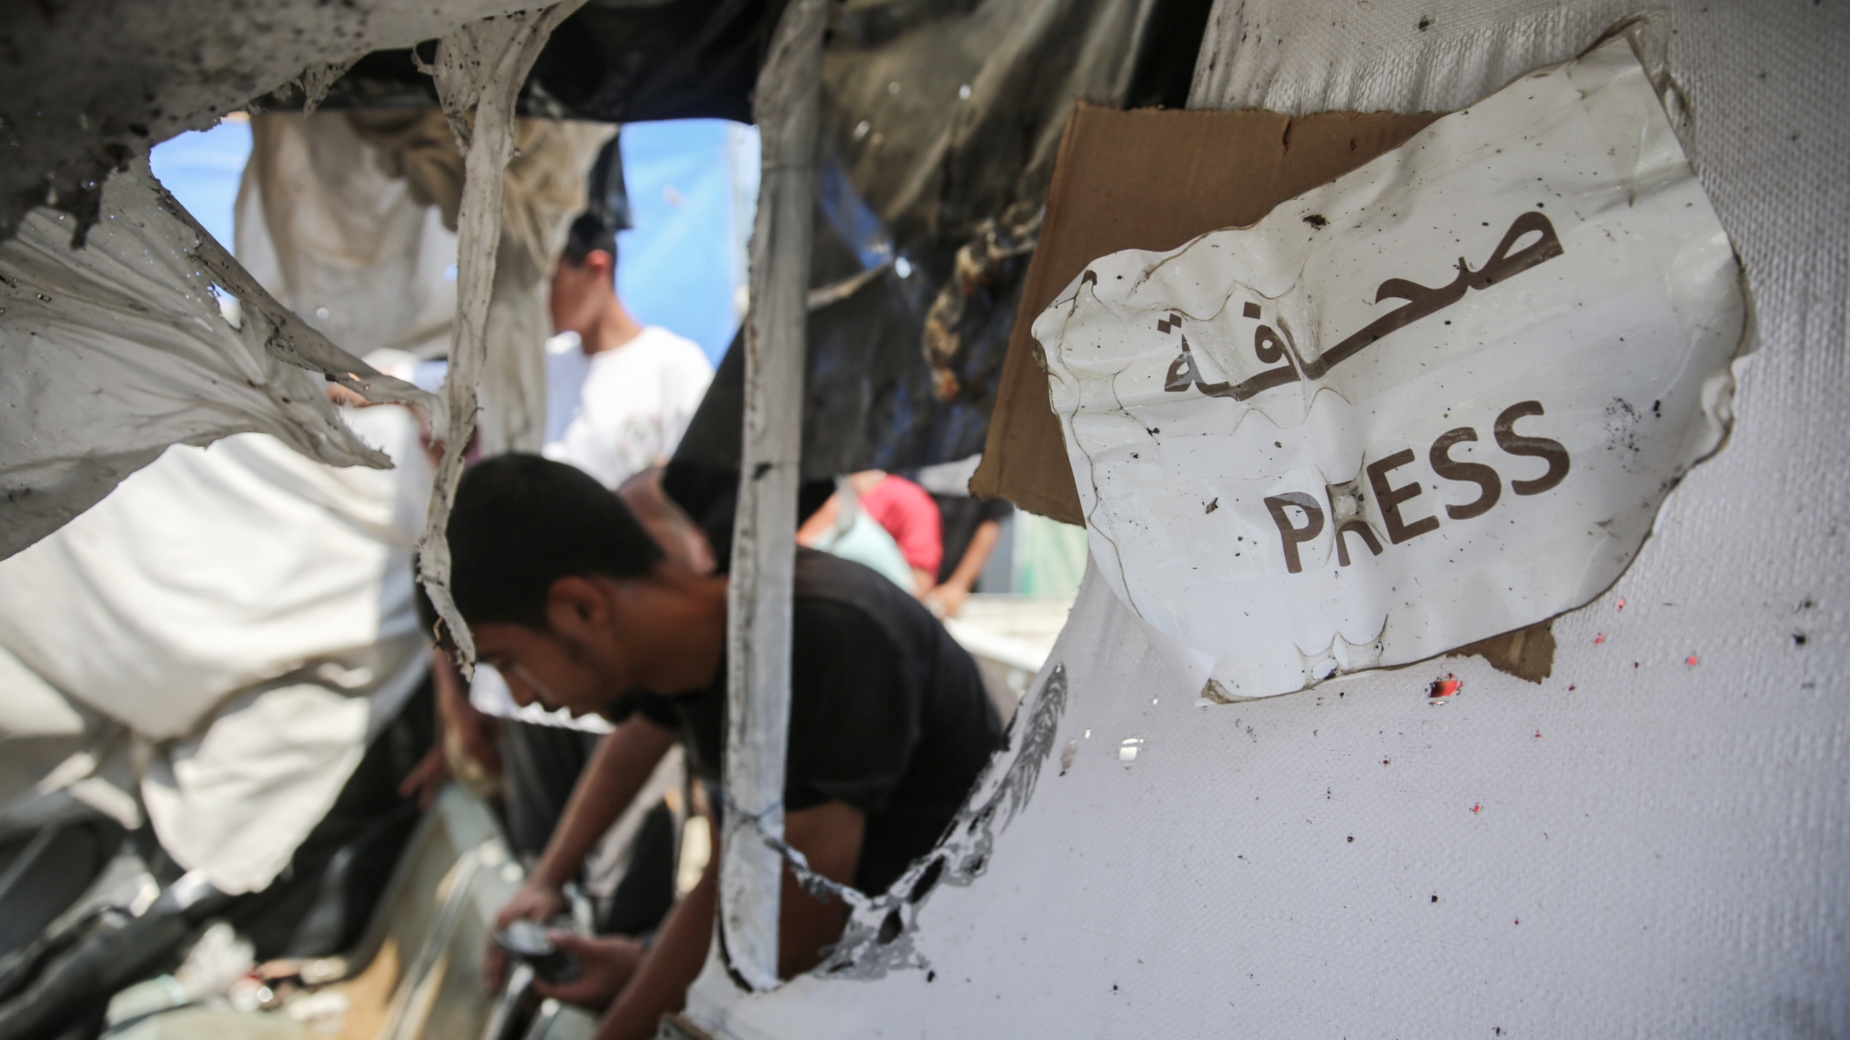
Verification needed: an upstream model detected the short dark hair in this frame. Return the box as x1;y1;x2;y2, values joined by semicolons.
447;454;664;629
562;211;619;268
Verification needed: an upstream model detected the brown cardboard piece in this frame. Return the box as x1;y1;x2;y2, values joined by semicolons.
970;101;1441;525
969;101;1557;682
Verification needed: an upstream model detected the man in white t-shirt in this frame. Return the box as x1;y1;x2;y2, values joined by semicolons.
541;215;713;491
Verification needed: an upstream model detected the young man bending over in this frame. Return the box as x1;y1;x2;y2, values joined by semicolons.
445;455;1002;1039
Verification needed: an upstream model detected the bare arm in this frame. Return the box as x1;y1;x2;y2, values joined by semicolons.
531;717;678;893
486;716;677;988
909;566;937;600
794;492;841;547
930;518;1001;618
771;801;864;977
546;801;866;1040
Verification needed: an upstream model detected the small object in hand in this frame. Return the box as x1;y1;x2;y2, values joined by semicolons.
493;920;581;984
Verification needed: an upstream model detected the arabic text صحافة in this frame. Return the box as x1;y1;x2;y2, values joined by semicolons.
1159;210;1565;402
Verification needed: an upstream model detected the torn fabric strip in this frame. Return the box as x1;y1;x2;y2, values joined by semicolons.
413;1;588;667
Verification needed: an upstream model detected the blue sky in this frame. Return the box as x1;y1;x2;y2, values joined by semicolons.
150;117;755;364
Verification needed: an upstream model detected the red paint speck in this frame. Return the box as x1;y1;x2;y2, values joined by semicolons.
1382;759;1391;765
1594;633;1606;644
1428;674;1462;703
1533;731;1542;739
1567;684;1577;691
1616;597;1626;611
1514;918;1520;926
1686;654;1699;667
1470;803;1481;814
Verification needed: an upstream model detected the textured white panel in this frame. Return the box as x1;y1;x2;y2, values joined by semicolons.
689;2;1850;1036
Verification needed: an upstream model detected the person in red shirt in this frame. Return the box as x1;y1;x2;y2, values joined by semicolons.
846;470;942;597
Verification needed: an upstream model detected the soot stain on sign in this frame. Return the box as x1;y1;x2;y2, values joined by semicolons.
1448;619;1556;683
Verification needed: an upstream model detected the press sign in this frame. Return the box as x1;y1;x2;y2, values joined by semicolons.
1035;34;1747;701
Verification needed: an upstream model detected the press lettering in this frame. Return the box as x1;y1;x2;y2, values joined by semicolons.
1264;493;1326;574
1429;427;1502;520
1494;400;1570;495
1366;450;1441;545
1326;486;1384;567
1265;398;1572;574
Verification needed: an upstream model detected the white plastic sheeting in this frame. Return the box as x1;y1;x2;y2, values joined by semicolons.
236;113;462;364
1036;34;1746;700
0;412;429;741
0;405;432;893
0;0;601;893
685;3;1850;1036
237;110;613;452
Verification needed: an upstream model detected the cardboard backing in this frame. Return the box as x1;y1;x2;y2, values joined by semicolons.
970;101;1441;525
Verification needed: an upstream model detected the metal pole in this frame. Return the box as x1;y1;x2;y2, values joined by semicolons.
719;0;827;992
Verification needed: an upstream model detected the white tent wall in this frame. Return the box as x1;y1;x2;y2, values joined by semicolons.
685;2;1850;1036
236;110;613;452
235;113;463;366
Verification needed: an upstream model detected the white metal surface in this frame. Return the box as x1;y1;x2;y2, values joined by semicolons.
718;0;829;993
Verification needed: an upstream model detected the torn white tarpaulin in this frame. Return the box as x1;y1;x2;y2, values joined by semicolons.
0;158;437;562
1035;34;1747;700
415;1;588;668
0;407;430;741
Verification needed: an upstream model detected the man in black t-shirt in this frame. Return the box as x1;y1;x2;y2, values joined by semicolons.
444;454;1001;1040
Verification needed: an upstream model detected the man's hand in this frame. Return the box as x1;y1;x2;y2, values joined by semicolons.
531;933;644;1011
927;580;970;619
483;879;569;991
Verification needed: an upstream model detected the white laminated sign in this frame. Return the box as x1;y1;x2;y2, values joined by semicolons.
1035;34;1748;700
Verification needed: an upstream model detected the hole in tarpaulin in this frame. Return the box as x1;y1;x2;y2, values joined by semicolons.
907;857;944;904
207;283;242;329
877;909;904;945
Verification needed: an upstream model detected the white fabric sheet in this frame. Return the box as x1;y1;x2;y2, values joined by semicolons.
0;162;419;562
0;405;432;892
